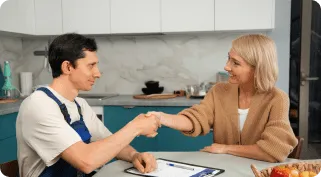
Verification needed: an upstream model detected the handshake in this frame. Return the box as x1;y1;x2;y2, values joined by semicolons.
130;111;163;138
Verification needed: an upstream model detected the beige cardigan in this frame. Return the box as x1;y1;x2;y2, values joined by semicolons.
179;83;298;162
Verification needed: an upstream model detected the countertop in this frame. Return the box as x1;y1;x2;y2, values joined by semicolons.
0;95;201;115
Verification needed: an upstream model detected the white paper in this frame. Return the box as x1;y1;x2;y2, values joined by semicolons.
126;159;220;177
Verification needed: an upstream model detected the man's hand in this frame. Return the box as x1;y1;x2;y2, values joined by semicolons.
200;143;228;154
131;152;157;173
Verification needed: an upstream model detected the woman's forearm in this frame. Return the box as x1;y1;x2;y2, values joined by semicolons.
226;144;277;162
159;112;194;132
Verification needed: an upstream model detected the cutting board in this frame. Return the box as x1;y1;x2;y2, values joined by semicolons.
133;93;177;99
0;99;18;104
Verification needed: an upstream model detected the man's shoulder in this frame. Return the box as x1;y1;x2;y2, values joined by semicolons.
20;91;59;111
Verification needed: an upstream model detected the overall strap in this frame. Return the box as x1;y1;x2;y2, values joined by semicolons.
74;100;83;121
37;87;72;124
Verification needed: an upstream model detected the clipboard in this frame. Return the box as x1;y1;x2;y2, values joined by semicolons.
124;158;225;177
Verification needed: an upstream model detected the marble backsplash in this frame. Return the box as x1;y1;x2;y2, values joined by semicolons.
0;31;288;95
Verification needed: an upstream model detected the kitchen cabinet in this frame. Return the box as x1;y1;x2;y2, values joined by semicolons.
111;0;161;34
19;0;35;34
62;0;111;34
0;0;35;34
0;0;20;33
104;106;213;152
215;0;275;31
0;113;18;164
161;0;214;32
35;0;63;35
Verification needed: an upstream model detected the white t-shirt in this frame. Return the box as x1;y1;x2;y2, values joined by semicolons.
16;87;112;177
238;108;249;131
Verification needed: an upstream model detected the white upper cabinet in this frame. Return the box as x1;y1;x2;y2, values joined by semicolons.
111;0;161;34
215;0;275;31
0;0;35;34
35;0;63;35
18;0;36;34
161;0;214;32
62;0;111;34
0;0;20;33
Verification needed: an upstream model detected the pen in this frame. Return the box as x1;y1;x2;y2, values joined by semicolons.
166;163;194;171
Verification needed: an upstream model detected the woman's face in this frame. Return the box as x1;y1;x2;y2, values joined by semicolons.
224;50;255;86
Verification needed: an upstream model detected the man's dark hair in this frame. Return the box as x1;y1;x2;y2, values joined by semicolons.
48;33;98;78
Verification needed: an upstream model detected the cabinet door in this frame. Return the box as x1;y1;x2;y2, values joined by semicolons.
0;0;19;33
0;113;17;141
0;113;18;163
18;0;35;34
62;0;111;34
157;128;213;151
0;0;35;34
104;106;158;152
111;0;161;34
161;0;214;32
215;0;275;31
35;0;63;35
0;136;17;164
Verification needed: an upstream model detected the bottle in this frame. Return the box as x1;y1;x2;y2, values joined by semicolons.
2;61;18;99
0;63;4;97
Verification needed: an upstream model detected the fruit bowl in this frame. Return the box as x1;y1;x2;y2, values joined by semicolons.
251;161;321;177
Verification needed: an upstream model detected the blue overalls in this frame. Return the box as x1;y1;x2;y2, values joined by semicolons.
37;87;92;177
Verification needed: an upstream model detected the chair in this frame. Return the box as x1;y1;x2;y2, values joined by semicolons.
288;136;304;159
0;160;19;177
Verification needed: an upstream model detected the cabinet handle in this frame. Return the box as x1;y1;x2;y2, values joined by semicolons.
123;106;135;109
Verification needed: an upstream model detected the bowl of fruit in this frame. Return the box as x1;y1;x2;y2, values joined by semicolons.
251;161;321;177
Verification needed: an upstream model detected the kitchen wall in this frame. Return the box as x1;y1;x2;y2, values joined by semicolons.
0;0;291;95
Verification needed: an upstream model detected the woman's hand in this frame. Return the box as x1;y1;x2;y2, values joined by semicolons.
200;143;229;154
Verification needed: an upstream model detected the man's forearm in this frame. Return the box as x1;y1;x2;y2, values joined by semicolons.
116;145;138;162
226;144;277;162
81;122;140;171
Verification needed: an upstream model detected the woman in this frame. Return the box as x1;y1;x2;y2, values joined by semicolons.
147;34;298;162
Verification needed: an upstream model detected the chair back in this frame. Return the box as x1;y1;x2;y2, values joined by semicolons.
288;136;304;159
0;160;19;177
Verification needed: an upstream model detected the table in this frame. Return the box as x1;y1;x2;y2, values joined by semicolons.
93;152;298;177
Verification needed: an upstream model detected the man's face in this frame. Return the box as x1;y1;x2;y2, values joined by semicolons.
69;51;101;91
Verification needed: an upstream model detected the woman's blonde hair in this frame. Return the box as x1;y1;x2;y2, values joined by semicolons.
232;34;278;92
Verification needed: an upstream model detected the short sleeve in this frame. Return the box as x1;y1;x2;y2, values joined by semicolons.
21;97;82;166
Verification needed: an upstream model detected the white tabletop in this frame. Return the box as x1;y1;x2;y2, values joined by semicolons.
93;152;299;177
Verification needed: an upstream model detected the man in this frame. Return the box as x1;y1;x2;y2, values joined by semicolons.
16;33;160;177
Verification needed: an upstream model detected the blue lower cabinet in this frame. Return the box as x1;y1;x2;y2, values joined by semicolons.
0;113;18;140
104;106;159;152
0;112;18;163
103;106;213;152
0;136;17;164
157;127;213;152
157;106;188;114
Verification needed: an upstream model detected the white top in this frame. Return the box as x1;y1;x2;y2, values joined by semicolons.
238;108;249;131
16;87;112;177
